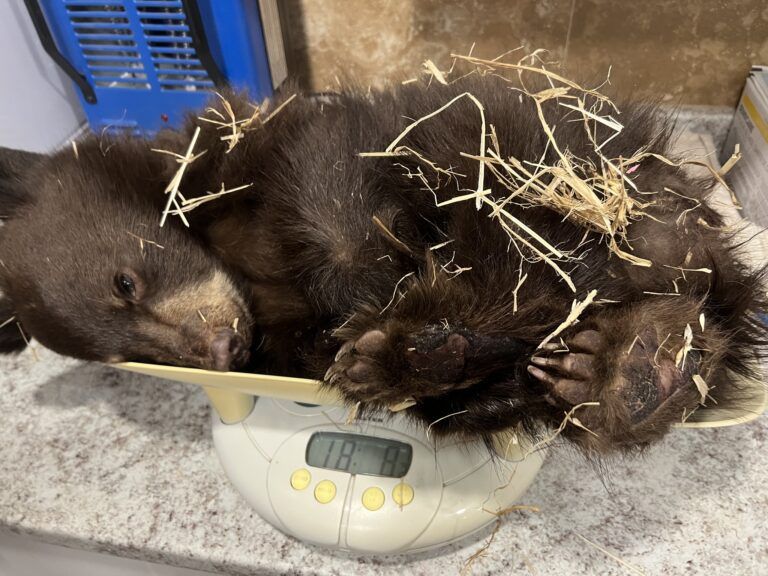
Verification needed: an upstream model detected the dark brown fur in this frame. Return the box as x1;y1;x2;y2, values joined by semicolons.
1;75;765;455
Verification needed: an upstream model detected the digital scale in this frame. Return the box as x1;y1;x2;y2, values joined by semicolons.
117;362;766;554
212;397;543;552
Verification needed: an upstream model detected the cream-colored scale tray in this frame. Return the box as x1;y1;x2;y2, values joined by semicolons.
116;362;766;429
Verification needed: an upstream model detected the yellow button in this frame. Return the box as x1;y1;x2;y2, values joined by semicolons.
314;480;337;504
362;487;385;511
392;483;414;507
290;468;311;491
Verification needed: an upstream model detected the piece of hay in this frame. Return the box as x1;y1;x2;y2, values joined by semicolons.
634;150;741;209
461;518;502;576
345;401;361;424
461;506;540;576
126;231;165;251
576;533;647;576
198;93;296;154
153;126;205;228
372;215;413;255
493;504;541;515
202;93;253;152
439;251;473;279
692;374;709;405
331;313;356;337
389;398;417;412
674;324;693;369
537;290;597;349
426;409;469;440
429;239;455;251
16;322;39;362
501;401;601;460
379;271;415;315
653;332;672;367
451;53;616;107
662;264;712;275
681;405;699;423
199;93;259;153
627;334;641;354
263;93;297;124
423;59;448;85
478;194;576;291
382;91;488;210
512;270;528;313
718;143;741;177
175;182;254;214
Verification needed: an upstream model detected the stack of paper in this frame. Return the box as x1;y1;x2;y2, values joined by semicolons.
722;65;768;228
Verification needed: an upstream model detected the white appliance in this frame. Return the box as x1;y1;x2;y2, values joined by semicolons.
212;396;544;553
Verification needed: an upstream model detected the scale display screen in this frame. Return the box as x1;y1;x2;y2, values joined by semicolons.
306;432;412;477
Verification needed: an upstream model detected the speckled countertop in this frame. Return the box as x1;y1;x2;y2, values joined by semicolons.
2;128;767;576
2;346;767;576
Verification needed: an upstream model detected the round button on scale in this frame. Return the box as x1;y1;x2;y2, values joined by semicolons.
314;480;337;504
290;468;311;490
392;482;414;507
361;487;385;511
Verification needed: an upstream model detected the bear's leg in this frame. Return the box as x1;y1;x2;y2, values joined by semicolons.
320;267;543;410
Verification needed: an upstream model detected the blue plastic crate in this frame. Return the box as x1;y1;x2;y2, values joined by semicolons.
25;0;282;134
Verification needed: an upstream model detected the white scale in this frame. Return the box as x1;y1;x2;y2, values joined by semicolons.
117;362;766;554
212;397;543;553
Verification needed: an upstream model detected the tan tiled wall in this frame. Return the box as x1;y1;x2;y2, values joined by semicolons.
281;0;768;106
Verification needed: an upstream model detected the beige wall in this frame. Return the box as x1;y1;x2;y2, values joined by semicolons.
281;0;768;106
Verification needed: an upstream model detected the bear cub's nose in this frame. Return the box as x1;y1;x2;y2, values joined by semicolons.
210;328;247;371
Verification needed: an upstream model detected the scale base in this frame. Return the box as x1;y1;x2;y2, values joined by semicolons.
211;397;546;554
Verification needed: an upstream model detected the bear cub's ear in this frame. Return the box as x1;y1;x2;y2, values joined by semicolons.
0;296;27;353
0;147;43;220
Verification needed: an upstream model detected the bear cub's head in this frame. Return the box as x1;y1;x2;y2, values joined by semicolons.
0;139;253;371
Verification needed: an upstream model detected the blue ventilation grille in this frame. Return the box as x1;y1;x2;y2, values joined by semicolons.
135;0;214;92
37;0;278;132
67;2;148;90
65;1;215;93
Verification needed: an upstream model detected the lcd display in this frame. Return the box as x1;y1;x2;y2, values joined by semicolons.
306;432;412;477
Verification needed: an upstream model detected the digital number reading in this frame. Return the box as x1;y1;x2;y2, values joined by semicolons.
306;432;413;477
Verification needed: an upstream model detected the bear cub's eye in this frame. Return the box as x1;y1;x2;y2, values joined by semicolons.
117;274;135;297
113;269;142;302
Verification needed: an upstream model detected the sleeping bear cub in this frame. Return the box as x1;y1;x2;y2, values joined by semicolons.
0;74;765;454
